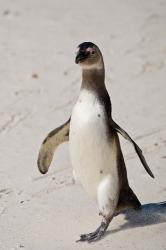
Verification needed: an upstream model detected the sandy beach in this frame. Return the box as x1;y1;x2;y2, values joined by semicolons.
0;0;166;249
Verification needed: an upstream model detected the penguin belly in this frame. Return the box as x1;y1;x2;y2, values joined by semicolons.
69;90;119;197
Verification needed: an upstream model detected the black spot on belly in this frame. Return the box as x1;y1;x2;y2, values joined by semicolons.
98;114;101;118
100;170;103;174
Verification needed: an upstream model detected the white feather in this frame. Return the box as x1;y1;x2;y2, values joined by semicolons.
69;90;119;215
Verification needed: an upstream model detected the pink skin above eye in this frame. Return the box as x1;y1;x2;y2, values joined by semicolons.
75;47;80;54
75;47;95;55
86;47;95;54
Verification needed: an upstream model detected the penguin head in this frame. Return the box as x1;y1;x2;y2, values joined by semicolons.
75;42;102;69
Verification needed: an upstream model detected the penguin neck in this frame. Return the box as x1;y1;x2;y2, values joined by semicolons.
81;61;106;93
80;60;112;117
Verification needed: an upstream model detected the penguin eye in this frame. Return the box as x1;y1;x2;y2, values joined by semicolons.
86;47;95;55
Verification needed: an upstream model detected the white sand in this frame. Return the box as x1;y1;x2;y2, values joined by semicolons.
0;0;166;249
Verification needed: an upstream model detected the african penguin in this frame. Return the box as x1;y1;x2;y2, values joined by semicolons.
37;42;154;242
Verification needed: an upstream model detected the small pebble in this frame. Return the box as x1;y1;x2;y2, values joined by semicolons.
3;10;10;15
31;73;39;79
63;71;68;76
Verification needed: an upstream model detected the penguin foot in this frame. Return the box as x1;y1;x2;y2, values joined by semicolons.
77;221;109;243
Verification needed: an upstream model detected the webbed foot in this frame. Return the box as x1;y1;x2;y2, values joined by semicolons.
77;221;109;243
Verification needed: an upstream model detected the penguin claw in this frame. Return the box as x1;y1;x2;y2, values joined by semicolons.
76;221;108;243
78;230;99;242
87;230;105;243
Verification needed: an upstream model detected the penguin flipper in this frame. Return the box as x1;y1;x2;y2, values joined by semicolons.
37;118;70;174
111;120;154;178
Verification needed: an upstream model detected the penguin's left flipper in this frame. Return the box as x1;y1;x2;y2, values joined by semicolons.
37;118;70;174
111;120;154;178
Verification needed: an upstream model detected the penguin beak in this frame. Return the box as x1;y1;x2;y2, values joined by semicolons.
75;50;90;64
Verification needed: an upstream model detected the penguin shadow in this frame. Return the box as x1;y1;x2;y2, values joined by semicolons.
108;201;166;235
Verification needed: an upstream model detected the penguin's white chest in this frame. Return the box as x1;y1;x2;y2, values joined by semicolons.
69;90;119;197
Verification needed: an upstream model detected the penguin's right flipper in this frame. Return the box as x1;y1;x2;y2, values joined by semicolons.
111;120;154;178
37;118;70;174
